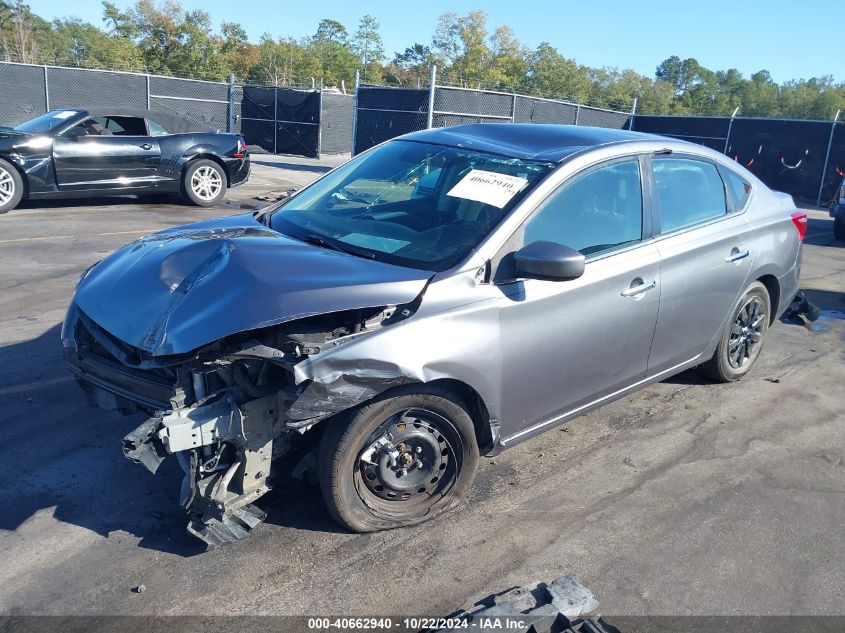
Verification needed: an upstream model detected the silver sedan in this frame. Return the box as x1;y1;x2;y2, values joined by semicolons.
64;124;805;546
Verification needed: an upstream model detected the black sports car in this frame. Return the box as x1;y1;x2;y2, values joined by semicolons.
0;107;250;213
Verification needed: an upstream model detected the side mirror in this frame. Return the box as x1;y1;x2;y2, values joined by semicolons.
513;240;586;281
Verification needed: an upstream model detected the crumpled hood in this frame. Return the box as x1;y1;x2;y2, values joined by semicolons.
73;213;433;355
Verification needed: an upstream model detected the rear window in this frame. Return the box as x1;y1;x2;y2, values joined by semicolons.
147;119;168;136
723;169;752;210
653;158;727;233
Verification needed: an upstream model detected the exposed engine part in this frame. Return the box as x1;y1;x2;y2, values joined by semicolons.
158;394;240;453
123;391;286;548
80;301;424;547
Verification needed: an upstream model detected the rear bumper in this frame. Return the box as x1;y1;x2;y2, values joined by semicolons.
776;256;802;319
225;155;250;187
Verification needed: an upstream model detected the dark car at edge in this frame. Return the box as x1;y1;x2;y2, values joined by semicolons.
0;107;249;213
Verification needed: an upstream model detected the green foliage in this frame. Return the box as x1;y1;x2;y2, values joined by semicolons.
0;2;842;118
352;15;384;83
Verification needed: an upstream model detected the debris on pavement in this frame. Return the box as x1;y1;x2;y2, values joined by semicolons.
433;573;617;633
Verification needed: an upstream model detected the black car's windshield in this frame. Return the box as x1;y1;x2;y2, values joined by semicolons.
270;140;554;271
14;110;79;134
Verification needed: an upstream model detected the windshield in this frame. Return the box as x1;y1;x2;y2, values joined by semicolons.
14;110;79;134
270;140;554;271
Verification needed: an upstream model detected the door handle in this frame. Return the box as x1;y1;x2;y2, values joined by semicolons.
621;279;656;297
725;248;749;263
139;143;153;150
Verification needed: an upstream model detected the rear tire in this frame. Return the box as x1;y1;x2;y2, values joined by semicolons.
319;385;479;533
699;281;770;382
0;158;24;214
182;159;226;207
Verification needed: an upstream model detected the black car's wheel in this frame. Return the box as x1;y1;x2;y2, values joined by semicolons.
700;281;770;382
319;385;479;532
834;216;845;241
0;158;24;214
182;159;226;206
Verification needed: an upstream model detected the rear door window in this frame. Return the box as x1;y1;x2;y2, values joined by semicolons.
722;169;752;211
524;160;643;257
653;158;727;233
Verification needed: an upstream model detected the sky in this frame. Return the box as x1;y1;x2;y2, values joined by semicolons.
27;0;845;84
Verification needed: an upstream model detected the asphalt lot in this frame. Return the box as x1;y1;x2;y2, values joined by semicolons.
0;154;843;617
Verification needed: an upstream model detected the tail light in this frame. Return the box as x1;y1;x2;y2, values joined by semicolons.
790;211;808;241
234;138;247;158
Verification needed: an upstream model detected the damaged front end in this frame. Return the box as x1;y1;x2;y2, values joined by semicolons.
63;300;413;548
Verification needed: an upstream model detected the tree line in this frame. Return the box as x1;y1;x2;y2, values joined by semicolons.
1;0;843;119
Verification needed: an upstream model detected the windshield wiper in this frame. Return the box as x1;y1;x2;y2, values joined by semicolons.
300;233;375;259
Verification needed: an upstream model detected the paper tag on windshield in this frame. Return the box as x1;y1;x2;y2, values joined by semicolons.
53;110;77;120
446;169;529;209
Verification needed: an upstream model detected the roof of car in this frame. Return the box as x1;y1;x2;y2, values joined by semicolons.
71;107;197;134
400;123;668;162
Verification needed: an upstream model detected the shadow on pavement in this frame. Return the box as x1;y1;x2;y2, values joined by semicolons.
0;323;338;557
14;194;257;213
804;216;843;248
250;160;332;174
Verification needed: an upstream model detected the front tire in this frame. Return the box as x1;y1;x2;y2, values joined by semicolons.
0;158;24;214
700;281;770;382
319;386;479;532
182;159;226;207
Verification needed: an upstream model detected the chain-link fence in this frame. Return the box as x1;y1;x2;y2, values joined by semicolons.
633;113;845;204
0;62;233;132
0;61;353;158
353;85;429;154
4;60;840;204
352;67;635;154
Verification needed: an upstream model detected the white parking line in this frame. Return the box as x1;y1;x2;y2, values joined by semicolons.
0;230;152;244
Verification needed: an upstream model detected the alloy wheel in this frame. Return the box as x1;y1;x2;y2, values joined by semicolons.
0;166;15;205
190;165;223;201
727;296;766;369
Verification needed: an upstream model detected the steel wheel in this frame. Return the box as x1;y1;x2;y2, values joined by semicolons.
319;386;479;532
0;165;15;206
356;407;460;512
190;165;223;201
727;295;766;369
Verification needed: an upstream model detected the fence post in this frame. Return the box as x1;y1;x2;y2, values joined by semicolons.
227;73;235;133
574;104;581;126
317;77;324;158
426;65;437;129
511;92;517;123
351;69;360;156
273;86;278;155
145;73;151;109
628;97;637;130
723;106;739;155
43;65;50;111
817;109;841;206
